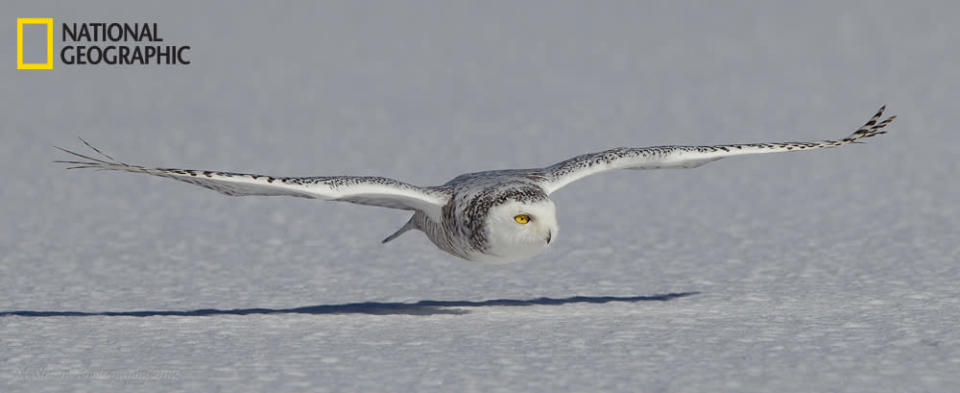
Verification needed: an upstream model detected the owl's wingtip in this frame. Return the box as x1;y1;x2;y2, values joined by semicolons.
382;217;417;244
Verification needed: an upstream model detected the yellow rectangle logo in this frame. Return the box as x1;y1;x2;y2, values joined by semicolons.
17;18;54;70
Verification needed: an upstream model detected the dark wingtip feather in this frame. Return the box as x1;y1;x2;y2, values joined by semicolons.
78;137;116;161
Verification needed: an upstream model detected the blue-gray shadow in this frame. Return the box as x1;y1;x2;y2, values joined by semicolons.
0;292;698;317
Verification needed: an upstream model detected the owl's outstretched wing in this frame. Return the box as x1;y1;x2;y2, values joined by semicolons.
538;106;895;194
56;140;450;221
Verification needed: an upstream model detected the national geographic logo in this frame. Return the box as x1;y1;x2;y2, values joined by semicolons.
16;18;53;69
16;19;191;69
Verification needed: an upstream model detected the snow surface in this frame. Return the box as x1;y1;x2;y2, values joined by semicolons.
2;1;959;392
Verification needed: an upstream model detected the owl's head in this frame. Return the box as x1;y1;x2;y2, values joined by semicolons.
471;186;558;264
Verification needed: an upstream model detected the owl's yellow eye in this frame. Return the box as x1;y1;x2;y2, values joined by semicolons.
514;214;530;224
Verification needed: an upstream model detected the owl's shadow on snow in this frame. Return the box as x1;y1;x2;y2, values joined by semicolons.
0;293;698;317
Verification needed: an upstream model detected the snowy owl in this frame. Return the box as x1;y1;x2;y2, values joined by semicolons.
58;106;894;263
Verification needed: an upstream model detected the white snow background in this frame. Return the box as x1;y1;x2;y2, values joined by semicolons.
2;1;959;392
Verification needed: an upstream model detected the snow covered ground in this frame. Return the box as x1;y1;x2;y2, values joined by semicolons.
2;1;959;392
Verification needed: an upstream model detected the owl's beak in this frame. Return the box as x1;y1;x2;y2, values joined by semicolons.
545;230;552;244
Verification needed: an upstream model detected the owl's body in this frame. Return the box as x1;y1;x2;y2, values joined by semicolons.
411;174;556;263
58;107;895;263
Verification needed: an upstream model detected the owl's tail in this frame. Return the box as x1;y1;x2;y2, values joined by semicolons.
382;215;417;244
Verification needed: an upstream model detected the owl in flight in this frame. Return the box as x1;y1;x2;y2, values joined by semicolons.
58;107;895;263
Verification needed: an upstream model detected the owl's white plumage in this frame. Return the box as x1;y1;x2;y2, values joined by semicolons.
476;199;557;263
58;106;895;263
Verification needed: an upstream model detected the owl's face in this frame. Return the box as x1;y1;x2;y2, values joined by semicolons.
479;198;558;263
